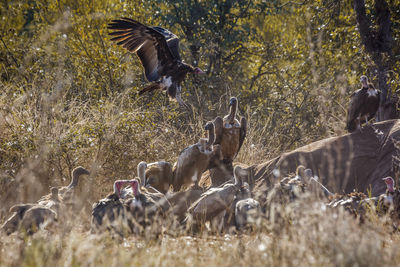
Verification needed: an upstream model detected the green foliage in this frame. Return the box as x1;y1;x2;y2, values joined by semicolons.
0;0;399;201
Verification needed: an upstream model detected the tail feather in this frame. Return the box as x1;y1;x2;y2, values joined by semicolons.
139;83;163;95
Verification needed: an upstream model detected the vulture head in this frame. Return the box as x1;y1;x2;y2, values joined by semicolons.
360;75;368;88
72;166;90;177
204;121;215;148
227;97;238;124
383;177;395;193
113;180;132;198
233;165;248;187
69;166;90;188
229;97;238;107
198;138;208;153
129;179;141;198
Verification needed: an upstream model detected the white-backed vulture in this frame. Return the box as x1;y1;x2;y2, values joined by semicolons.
166;189;203;222
346;75;381;132
172;122;222;191
213;97;247;166
143;161;174;194
38;187;61;213
235;198;261;230
57;166;90;207
186;165;247;226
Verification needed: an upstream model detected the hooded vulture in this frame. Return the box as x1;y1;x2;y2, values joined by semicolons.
346;75;381;132
108;18;204;107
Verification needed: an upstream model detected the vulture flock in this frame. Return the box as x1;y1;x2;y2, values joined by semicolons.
1;19;396;236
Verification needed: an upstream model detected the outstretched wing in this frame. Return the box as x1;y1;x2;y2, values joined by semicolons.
108;18;178;82
152;26;181;61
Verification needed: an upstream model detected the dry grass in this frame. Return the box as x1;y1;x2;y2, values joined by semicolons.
1;198;400;266
1;3;400;266
1;82;400;266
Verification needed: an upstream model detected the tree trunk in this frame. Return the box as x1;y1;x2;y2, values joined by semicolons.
353;0;395;121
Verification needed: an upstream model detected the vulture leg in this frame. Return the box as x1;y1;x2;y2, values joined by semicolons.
175;86;190;110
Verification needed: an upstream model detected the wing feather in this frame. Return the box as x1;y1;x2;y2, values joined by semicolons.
346;89;364;131
108;18;178;82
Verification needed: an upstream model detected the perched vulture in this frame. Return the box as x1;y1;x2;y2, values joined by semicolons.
380;177;400;212
166;189;203;222
381;177;400;228
143;161;174;194
57;166;90;204
1;203;36;235
172;122;222;191
1;200;59;235
235;198;261;230
346;75;381;132
38;187;61;213
213;97;247;170
186;165;248;227
91;180;131;233
108;18;204;107
123;179;170;230
120;162;171;210
18;206;57;235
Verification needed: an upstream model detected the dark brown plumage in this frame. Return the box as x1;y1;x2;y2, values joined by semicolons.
123;179;170;231
18;206;57;235
108;18;204;107
346;75;381;132
1;203;35;235
91;180;129;233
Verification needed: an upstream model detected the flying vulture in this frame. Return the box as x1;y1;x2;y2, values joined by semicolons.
108;18;204;107
346;75;380;132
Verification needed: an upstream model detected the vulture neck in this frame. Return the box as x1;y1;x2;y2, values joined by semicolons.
68;171;80;189
137;163;146;186
171;168;181;192
227;102;237;124
113;183;121;197
51;191;58;201
206;127;215;148
233;171;243;188
133;182;141;198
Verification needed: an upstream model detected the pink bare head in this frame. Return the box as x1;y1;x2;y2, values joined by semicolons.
130;179;140;197
113;180;126;197
193;67;205;74
383;177;394;193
